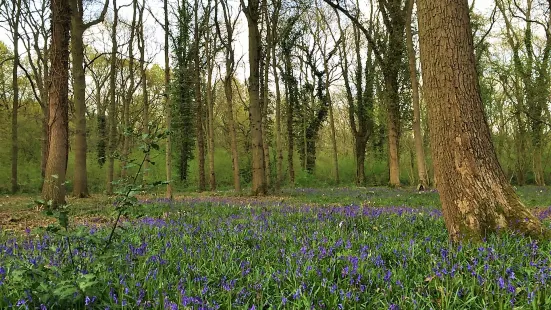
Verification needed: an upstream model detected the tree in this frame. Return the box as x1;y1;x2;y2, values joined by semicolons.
323;0;408;187
106;0;119;195
405;0;428;189
69;0;108;198
164;0;172;199
194;0;206;192
20;0;50;189
172;0;196;184
417;0;548;241
215;0;241;192
42;0;71;207
9;0;21;194
242;0;267;195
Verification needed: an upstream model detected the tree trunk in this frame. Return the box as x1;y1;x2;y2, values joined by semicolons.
225;70;240;192
70;16;89;198
164;0;173;199
243;0;266;195
138;0;149;184
11;0;21;194
121;0;137;180
70;0;107;196
417;0;548;241
206;34;216;191
194;0;206;192
386;78;401;187
328;96;339;184
262;9;271;187
106;0;118;195
42;0;70;207
273;50;283;189
406;0;428;190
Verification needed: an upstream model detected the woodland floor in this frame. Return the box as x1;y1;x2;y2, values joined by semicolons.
2;185;551;233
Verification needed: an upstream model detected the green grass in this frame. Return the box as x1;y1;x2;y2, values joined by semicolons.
2;188;551;309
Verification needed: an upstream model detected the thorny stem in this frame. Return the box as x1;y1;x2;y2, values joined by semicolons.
103;145;150;253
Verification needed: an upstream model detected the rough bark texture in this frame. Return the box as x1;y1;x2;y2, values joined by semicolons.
243;0;267;195
42;0;70;207
418;0;549;241
406;0;428;189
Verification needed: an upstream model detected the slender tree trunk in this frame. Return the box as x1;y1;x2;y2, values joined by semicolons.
106;0;118;195
261;7;271;187
164;0;173;198
206;35;216;191
194;0;206;192
225;72;240;193
11;0;21;194
42;0;70;207
121;0;137;180
273;50;283;189
70;0;107;197
406;0;428;189
326;71;339;184
386;79;401;187
40;105;49;188
243;0;266;195
418;0;548;241
71;22;89;197
138;0;149;184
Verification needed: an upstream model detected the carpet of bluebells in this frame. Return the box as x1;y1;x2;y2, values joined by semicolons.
2;189;551;309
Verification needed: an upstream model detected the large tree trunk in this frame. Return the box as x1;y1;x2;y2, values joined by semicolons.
164;0;173;199
11;0;21;194
406;0;428;189
106;0;118;195
243;0;266;195
42;0;70;207
417;0;548;241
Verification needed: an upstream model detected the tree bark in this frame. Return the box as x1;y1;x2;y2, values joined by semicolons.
206;31;216;191
418;0;549;241
42;0;71;207
242;0;267;195
194;0;206;192
121;0;137;180
11;0;21;194
70;0;107;197
406;0;428;189
273;48;283;189
138;0;149;184
216;0;241;192
106;0;119;195
164;0;173;199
